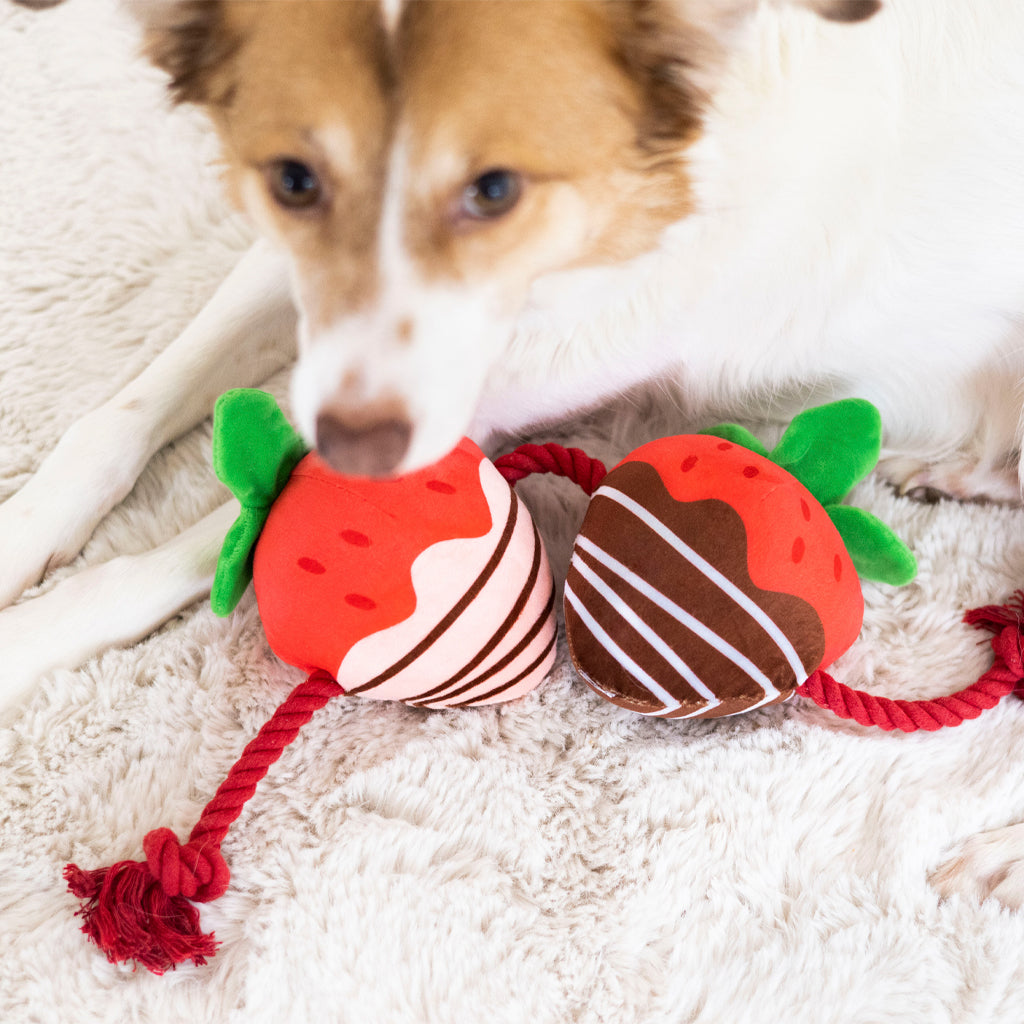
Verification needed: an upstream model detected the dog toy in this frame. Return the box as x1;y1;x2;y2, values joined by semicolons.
564;400;915;718
210;389;556;707
64;391;1024;974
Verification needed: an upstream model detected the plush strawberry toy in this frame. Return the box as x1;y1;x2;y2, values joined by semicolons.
210;389;555;708
564;400;916;719
65;391;1024;976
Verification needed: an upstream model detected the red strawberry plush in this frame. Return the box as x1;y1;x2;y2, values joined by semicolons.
211;390;555;708
564;400;917;719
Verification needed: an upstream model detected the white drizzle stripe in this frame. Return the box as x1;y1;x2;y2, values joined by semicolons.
570;552;721;712
565;584;684;716
594;486;808;682
574;534;782;709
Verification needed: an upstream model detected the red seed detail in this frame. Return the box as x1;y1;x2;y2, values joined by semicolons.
834;554;843;582
341;529;371;547
298;557;326;575
742;465;759;478
717;442;733;451
345;593;377;611
681;455;699;472
800;499;811;522
792;537;806;563
427;480;456;494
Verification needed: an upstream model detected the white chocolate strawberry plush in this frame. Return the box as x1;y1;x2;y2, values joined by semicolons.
211;389;556;708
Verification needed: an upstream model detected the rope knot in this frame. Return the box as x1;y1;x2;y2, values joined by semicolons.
143;828;230;902
993;625;1024;676
990;625;1024;697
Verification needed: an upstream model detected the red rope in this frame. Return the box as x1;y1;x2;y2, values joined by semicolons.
494;442;607;495
797;591;1024;731
64;670;343;973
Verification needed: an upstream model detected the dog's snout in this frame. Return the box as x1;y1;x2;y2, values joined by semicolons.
315;411;412;477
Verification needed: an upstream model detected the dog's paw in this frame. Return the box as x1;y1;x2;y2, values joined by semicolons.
0;599;65;726
0;487;86;611
930;823;1024;910
877;454;1022;506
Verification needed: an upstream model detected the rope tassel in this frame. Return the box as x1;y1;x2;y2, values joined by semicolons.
64;671;343;974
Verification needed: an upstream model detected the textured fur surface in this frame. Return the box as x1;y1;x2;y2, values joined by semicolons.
5;3;1024;1023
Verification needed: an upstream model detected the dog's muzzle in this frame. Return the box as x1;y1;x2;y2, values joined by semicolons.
315;411;413;478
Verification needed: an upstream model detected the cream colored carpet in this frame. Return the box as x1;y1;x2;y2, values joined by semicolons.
3;2;1024;1022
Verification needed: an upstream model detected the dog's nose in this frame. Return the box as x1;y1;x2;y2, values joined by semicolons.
315;411;412;477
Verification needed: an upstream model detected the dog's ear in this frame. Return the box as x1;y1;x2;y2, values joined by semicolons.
126;0;239;106
672;0;881;43
619;0;880;110
798;1;881;23
609;2;709;153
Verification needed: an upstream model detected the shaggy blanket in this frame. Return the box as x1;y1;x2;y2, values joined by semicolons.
3;3;1024;1022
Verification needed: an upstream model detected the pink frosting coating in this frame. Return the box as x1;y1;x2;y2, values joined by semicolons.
335;459;555;706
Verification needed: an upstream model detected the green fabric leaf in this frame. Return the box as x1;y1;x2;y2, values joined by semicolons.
702;399;915;589
211;389;309;509
210;389;309;617
699;422;770;459
211;510;268;617
769;399;882;506
826;504;918;586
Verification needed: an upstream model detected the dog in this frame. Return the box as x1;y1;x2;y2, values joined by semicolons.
5;0;1024;907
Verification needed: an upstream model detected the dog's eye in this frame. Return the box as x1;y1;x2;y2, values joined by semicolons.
266;159;323;210
461;169;522;220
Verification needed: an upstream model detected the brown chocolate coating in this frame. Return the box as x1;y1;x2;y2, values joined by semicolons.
565;461;825;718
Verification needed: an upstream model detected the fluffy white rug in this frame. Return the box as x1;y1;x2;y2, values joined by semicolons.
4;3;1024;1022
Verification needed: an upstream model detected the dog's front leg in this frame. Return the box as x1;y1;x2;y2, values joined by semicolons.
0;239;295;610
0;500;240;723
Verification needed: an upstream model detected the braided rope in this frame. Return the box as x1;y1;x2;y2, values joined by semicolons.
797;594;1024;732
796;666;1016;732
65;670;344;972
493;442;607;495
150;669;344;901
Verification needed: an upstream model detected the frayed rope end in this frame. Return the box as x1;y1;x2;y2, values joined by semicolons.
963;589;1024;634
64;859;218;975
62;671;344;974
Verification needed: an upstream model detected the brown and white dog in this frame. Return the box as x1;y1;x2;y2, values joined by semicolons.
4;0;1024;904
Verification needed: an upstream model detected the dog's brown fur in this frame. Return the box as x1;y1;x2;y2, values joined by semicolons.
136;1;703;338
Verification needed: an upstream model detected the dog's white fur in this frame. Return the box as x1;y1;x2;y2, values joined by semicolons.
4;0;1024;905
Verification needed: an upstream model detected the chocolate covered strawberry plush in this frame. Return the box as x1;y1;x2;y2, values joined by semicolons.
564;400;916;719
